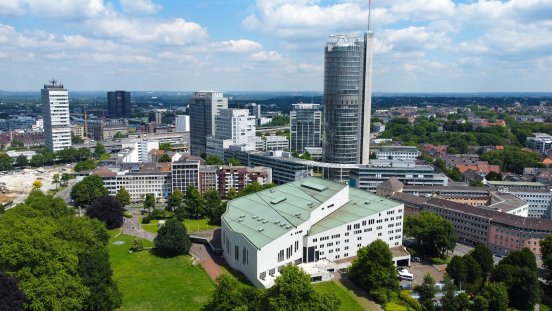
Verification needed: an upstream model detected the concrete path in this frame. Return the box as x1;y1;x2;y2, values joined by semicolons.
189;243;222;281
122;212;156;241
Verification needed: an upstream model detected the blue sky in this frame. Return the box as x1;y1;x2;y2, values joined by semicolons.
0;0;551;92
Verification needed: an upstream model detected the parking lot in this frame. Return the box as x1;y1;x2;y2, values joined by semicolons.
400;260;445;287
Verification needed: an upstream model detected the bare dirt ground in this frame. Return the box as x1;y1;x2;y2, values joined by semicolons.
0;166;73;204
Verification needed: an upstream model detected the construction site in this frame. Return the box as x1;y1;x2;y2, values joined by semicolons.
0;166;73;207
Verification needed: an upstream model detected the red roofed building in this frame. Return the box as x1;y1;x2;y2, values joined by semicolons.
480;119;506;127
456;161;501;175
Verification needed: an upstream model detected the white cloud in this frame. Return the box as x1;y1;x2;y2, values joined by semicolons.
0;0;109;18
249;51;282;62
216;40;262;53
119;0;160;14
88;17;208;45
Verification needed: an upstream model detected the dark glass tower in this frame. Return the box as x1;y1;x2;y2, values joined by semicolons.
107;91;132;118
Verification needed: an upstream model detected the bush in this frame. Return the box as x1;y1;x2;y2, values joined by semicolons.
123;211;132;218
400;290;422;311
141;215;152;224
384;301;409;311
129;238;144;252
370;288;390;303
431;257;450;265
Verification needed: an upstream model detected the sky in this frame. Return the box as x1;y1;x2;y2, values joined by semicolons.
0;0;551;92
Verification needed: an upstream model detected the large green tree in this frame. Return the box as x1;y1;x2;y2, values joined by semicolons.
206;154;224;165
204;189;224;224
74;159;97;172
348;239;398;298
70;175;109;207
414;273;437;311
469;244;494;275
166;188;183;212
265;265;340;311
15;155;28;167
208;274;262;311
0;152;13;171
541;234;552;283
184;184;203;218
480;147;542;174
446;255;467;286
153;219;192;257
115;187;131;208
482;282;509;311
405;211;457;258
85;195;124;230
94;142;106;158
143;193;156;213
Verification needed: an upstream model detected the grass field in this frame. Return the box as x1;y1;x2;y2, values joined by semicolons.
141;218;219;234
108;230;215;311
314;281;379;311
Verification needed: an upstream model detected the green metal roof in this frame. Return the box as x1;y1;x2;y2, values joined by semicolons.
222;177;402;249
309;188;400;235
222;178;345;249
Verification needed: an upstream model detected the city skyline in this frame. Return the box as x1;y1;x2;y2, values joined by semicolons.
0;0;551;92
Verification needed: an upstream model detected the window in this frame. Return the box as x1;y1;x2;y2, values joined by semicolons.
235;246;239;261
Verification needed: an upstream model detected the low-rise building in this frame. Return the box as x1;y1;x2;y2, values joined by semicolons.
527;133;552;154
374;145;421;160
222;177;405;288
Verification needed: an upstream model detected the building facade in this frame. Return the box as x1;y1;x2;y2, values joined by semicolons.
375;146;421;161
216;166;272;198
189;91;228;156
323;32;373;165
171;156;202;193
527;133;552;154
42;80;71;152
290;103;321;153
206;109;257;158
175;115;190;132
221;177;404;288
107;91;132;118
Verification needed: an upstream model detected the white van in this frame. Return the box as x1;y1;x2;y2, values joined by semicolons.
398;269;414;281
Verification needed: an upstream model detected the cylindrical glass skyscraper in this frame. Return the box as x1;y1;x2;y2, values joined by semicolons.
323;35;364;164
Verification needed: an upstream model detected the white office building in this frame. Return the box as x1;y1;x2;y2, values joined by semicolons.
118;140;160;163
375;146;421;161
175;115;190;132
263;136;289;151
42;80;71;152
222;177;405;288
206;109;259;158
527;133;552;154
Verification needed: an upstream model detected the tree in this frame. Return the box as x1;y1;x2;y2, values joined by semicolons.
30;154;44;167
469;180;485;187
446;255;467;286
206;154;224;165
469;244;494;276
153;219;191;257
130;238;144;252
158;153;171;162
349;239;398;299
70;175;109;207
61;173;71;186
184;184;203;219
166;188;183;212
414;273;437;311
159;143;173;151
204;190;224;225
115;187;131;208
77;147;92;161
472;295;489;311
265;265;340;311
226;157;241;166
208;274;258;311
226;187;238;200
74;159;97;172
85;195;124;229
174;206;186;221
485;171;502;181
508;267;541;310
499;247;537;272
94;142;106;158
462;255;483;292
405;211;457;258
300;151;312;160
15;155;28;167
480;147;542;174
71;135;84;144
32;180;42;189
0;272;25;311
52;173;60;190
0;152;13;171
541;234;552;283
143;193;156;213
482;282;509;311
113;132;126;139
10;140;24;149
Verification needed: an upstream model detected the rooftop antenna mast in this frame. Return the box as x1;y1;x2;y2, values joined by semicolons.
368;0;372;32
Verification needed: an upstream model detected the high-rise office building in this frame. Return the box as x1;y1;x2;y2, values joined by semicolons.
323;31;373;164
189;91;228;156
42;80;71;152
175;115;190;132
290;103;322;153
107;91;132;118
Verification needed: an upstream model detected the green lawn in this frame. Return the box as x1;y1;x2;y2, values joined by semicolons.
108;230;215;311
313;281;377;311
141;218;219;234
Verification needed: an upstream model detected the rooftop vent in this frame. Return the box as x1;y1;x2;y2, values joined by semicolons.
262;220;268;224
365;201;370;205
294;213;301;217
280;223;286;227
258;228;264;232
285;225;292;229
271;197;287;204
301;181;328;192
240;215;245;218
274;220;280;224
252;216;257;219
